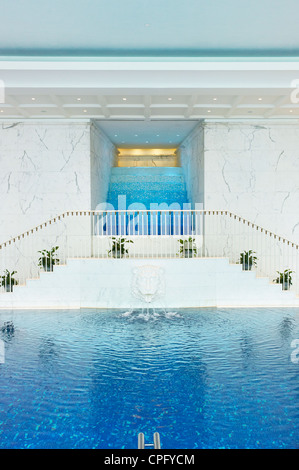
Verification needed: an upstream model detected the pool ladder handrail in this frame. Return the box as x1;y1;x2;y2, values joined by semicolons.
138;432;161;449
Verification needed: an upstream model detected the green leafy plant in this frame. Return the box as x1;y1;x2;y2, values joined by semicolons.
239;250;257;270
0;269;18;292
38;246;59;271
179;237;197;258
273;269;294;290
108;237;133;258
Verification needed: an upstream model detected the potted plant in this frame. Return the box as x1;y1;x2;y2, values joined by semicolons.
273;269;294;290
179;237;197;258
239;250;257;270
0;269;18;292
38;246;59;272
108;237;133;258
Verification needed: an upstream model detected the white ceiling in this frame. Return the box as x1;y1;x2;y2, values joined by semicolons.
0;89;299;120
96;120;199;148
1;88;297;121
0;0;299;147
0;0;299;58
1;61;299;146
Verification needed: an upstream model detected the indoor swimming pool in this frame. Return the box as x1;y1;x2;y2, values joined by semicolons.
0;307;298;449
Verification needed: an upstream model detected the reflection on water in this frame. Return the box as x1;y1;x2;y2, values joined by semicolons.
0;307;298;449
38;337;60;371
278;316;296;342
1;321;15;340
239;332;255;368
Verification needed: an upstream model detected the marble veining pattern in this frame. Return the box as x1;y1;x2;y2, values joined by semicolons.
0;122;91;243
180;122;299;243
90;121;116;210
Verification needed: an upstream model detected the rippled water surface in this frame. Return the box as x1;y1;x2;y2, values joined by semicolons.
0;307;298;449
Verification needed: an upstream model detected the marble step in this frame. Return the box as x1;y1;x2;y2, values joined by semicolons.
1;257;298;309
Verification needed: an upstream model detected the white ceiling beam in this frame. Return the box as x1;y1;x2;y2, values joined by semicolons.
96;95;111;119
4;95;32;118
184;95;200;118
263;95;289;118
144;96;151;121
226;95;243;117
49;94;69;117
2;60;299;91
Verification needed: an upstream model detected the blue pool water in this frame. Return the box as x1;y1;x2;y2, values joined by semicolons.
0;308;298;449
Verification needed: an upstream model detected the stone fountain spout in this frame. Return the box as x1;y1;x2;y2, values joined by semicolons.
131;265;165;304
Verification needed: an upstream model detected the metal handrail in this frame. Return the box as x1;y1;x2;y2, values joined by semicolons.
138;432;161;449
1;209;298;249
0;209;298;295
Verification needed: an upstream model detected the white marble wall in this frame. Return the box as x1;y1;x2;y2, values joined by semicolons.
204;122;299;243
0;121;91;243
179;123;204;208
90;121;116;209
180;121;299;244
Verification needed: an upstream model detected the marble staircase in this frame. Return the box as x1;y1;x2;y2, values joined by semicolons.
1;257;299;309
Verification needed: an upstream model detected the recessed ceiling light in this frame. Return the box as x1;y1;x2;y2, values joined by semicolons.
213;97;217;101
176;134;180;137
290;109;293;112
258;97;262;101
83;110;87;113
134;134;138;137
0;110;3;113
156;134;159;137
146;140;149;143
114;134;118;137
31;97;36;101
122;97;127;101
207;110;211;113
77;97;81;101
168;97;173;101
